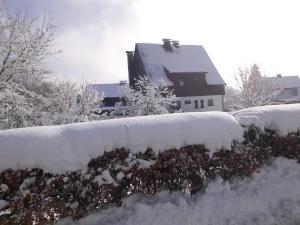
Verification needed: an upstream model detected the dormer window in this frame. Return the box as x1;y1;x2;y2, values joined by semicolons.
179;79;184;86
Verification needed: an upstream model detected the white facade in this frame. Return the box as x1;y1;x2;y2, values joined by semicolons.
177;95;224;112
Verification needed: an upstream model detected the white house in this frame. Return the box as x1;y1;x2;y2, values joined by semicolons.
126;39;226;112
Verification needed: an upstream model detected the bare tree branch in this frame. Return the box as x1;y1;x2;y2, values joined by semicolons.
226;64;281;110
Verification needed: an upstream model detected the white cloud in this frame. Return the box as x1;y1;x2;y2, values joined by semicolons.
6;0;300;85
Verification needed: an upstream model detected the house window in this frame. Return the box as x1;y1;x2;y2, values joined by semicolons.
208;99;214;106
170;101;181;112
179;79;184;86
200;100;204;108
194;100;198;109
184;100;191;104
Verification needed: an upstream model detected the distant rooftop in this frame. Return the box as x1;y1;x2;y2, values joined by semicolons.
266;75;300;88
90;83;125;98
136;43;225;86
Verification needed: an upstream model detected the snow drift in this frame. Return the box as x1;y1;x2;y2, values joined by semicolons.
0;112;243;172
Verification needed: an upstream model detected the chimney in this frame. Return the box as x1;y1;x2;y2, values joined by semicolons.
172;40;180;48
276;74;282;78
126;51;134;82
162;38;173;52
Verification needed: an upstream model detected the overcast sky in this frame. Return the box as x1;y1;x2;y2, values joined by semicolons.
6;0;300;85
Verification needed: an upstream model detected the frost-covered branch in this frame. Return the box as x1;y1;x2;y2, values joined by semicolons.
0;10;55;84
229;64;281;109
43;80;104;125
113;76;177;117
0;3;103;129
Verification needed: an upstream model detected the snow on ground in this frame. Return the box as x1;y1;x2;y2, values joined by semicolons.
0;112;243;173
233;103;300;136
58;158;300;225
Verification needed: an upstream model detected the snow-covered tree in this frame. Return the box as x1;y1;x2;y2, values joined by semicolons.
224;85;240;111
44;80;103;125
233;64;281;109
0;3;103;129
114;76;177;117
0;81;48;129
0;3;56;129
0;11;55;85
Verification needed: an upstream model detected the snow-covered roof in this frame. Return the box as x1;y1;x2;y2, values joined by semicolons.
90;83;124;98
143;64;174;86
136;43;225;86
266;75;300;89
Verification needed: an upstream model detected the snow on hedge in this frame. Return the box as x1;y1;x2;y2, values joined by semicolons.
1;104;299;173
0;112;243;173
233;103;300;135
61;158;300;225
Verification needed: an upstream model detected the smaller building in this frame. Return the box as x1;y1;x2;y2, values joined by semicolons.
90;81;126;113
266;74;300;102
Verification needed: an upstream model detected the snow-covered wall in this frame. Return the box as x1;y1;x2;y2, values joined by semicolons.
0;112;243;173
0;104;299;173
233;104;300;136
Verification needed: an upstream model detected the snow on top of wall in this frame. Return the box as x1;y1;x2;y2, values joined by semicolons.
137;43;225;86
0;112;243;173
232;104;300;136
266;75;300;89
90;83;124;98
66;158;300;225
